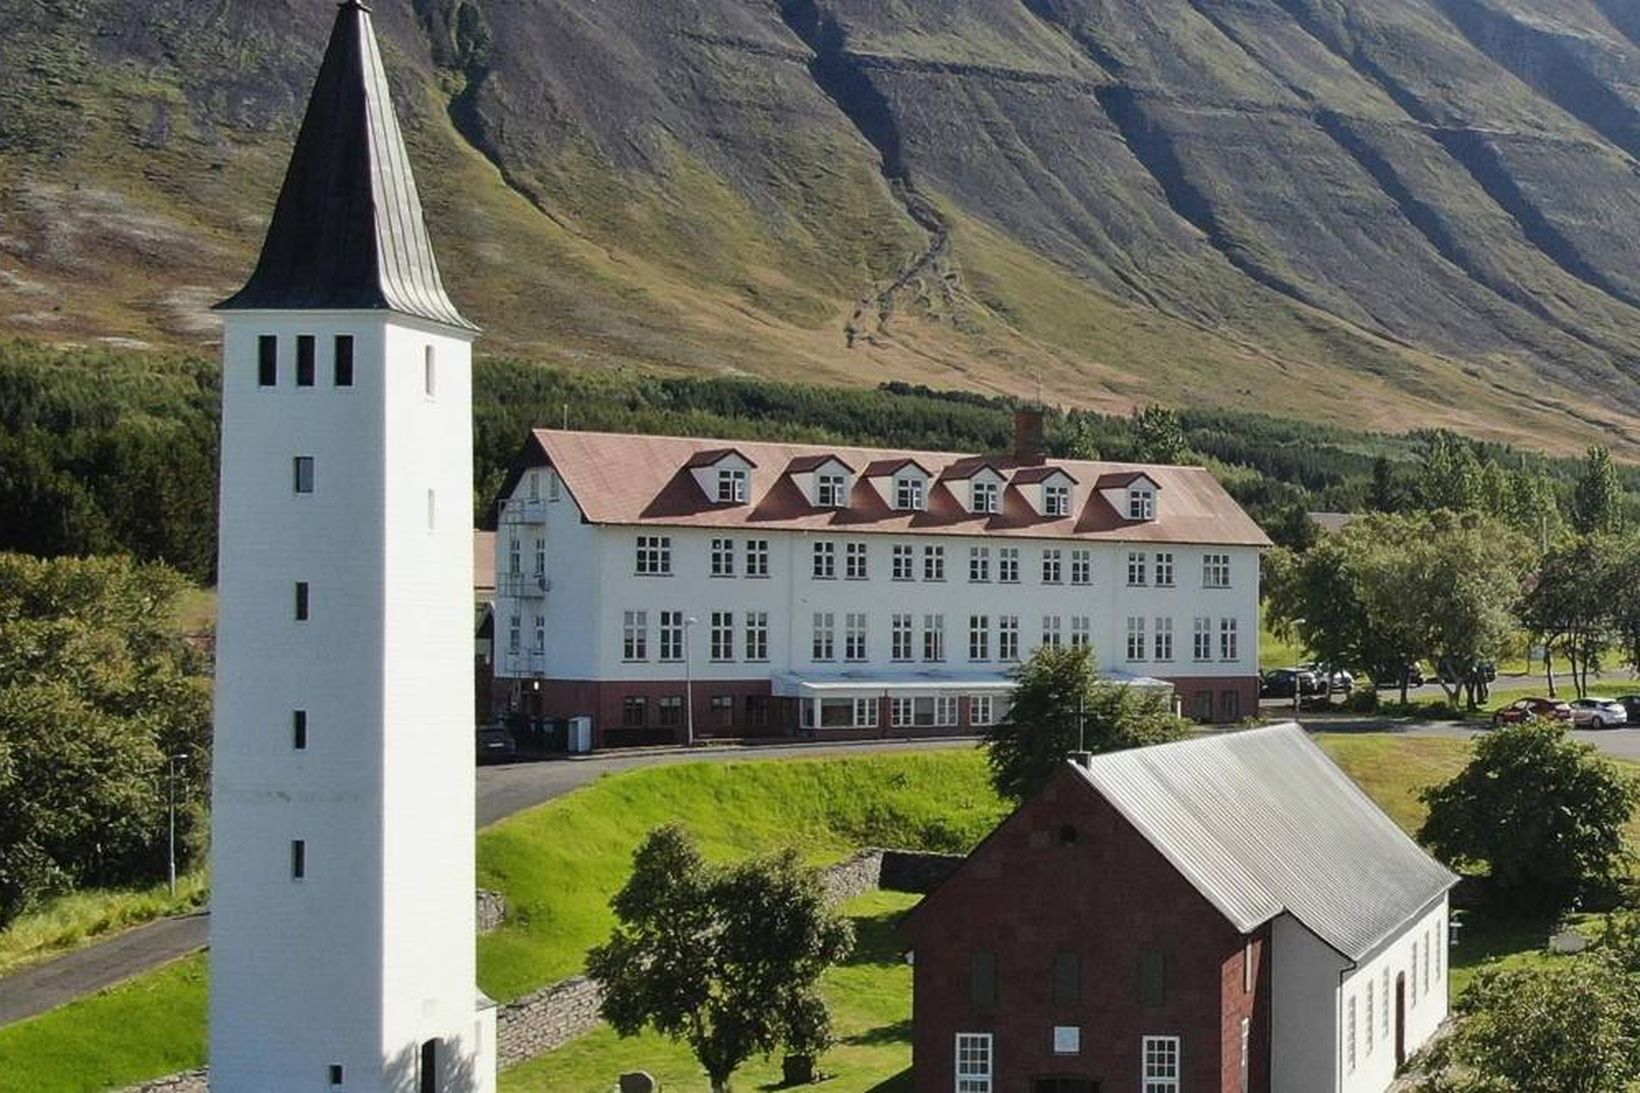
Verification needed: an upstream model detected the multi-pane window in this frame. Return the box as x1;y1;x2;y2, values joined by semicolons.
892;614;913;661
1042;616;1062;649
1204;553;1232;588
508;535;521;575
1070;549;1091;585
896;476;926;511
1366;980;1376;1054
937;695;958;726
892;545;915;581
296;335;316;386
623;611;648;661
658;695;683;728
1154;617;1174;662
969;615;990;661
507;613;520;654
711;695;734;729
891;696;914;728
744;612;769;662
533;614;545;652
853;697;879;728
955;1033;993;1093
846;542;869;580
1382;969;1392;1040
845;613;868;662
333;334;354;386
548;472;561;501
972;479;999;514
1045;483;1070;517
745;539;769;578
636;536;672;576
998;616;1020;661
533;537;546;575
970;695;996;727
922;614;946;662
1129;488;1156;520
1155;552;1175;587
1220;617;1239;661
1194;617;1212;661
709;538;735;577
717;468;747;504
1142;1036;1180;1092
923;545;946;581
257;334;278;386
710;612;733;662
1347;995;1358;1073
1127;551;1147;586
1042;549;1063;584
812;612;836;661
1126;617;1146;661
659;611;684;662
1071;616;1091;649
998;547;1020;583
969;547;990;582
293;456;315;494
813;541;836;579
817;473;847;507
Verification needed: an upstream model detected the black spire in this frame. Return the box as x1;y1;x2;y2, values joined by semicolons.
218;1;475;330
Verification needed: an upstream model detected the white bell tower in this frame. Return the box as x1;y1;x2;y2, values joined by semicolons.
210;2;495;1090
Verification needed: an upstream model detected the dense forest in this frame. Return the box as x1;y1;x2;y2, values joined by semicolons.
3;339;1634;583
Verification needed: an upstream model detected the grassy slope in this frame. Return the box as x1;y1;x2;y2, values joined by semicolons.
1;736;1630;1092
0;873;208;979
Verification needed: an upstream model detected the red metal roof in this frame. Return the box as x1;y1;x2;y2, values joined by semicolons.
1096;470;1161;489
526;430;1273;547
786;453;857;474
1012;465;1078;486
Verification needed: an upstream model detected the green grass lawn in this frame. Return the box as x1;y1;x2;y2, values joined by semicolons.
0;871;209;979
500;891;918;1093
1;736;1629;1091
1259;609;1309;671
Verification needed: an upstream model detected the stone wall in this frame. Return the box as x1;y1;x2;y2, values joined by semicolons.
496;975;606;1070
819;849;885;903
878;849;962;894
120;1070;208;1093
477;888;507;934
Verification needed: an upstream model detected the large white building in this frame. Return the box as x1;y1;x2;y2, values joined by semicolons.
492;418;1270;746
211;3;495;1090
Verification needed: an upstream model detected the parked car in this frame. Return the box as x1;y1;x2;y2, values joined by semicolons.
1300;663;1355;693
1615;695;1640;724
1374;663;1425;690
1568;698;1629;729
1260;667;1326;699
1491;697;1573;726
476;722;517;764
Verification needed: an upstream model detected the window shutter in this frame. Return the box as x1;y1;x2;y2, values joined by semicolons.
1139;949;1166;1007
1053;950;1080;1007
970;950;997;1009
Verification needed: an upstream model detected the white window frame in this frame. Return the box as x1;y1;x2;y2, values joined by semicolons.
969;546;991;583
891;614;914;662
1129;488;1156;521
1366;978;1376;1055
972;479;999;515
1220;617;1239;662
1044;483;1070;517
969;694;996;727
744;612;769;662
717;468;747;504
710;538;735;578
998;616;1020;661
636;535;672;576
622;610;648;662
1155;551;1175;587
1127;551;1147;586
1142;1035;1180;1093
923;545;946;581
658;611;684;662
813;541;836;580
1070;548;1091;586
1154;617;1174;662
1204;553;1232;589
745;539;769;578
710;611;734;663
935;694;958;727
1071;616;1090;649
845;612;868;662
1347;994;1358;1073
896;475;927;512
998;547;1020;583
846;542;869;580
812;612;836;662
1041;615;1062;649
1193;617;1212;662
1127;617;1147;662
969;615;990;661
923;614;946;662
1041;548;1062;584
817;472;847;507
892;545;915;581
955;1032;993;1093
853;697;879;728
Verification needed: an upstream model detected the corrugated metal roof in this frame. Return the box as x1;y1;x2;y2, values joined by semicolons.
528;430;1274;547
217;2;475;331
1077;724;1457;961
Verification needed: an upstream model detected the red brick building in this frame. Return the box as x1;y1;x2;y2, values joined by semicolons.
902;725;1456;1093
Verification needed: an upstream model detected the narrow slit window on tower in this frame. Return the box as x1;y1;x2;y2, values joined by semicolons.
294;581;310;621
296;335;316;386
291;839;306;880
426;488;437;531
293;710;308;750
294;456;315;494
257;335;278;386
333;334;355;387
424;345;436;397
328;1065;344;1086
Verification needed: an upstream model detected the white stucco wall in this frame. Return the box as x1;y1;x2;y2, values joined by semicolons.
212;312;492;1092
492;473;1261;697
1338;896;1451;1093
1272;914;1345;1093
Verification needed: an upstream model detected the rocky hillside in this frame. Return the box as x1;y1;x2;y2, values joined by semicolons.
5;0;1640;453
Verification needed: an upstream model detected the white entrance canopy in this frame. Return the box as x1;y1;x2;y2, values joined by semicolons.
773;670;1017;699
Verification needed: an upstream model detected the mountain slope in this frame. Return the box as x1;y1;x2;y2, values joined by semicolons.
4;0;1640;453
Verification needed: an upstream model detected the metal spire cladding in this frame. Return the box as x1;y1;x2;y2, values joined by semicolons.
217;1;476;331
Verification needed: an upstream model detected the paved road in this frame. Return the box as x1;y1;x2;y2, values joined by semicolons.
1293;712;1640;763
0;736;975;1030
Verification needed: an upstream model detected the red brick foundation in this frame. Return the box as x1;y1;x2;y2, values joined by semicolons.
1157;675;1260;723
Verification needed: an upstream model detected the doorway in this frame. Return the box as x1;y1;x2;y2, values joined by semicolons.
1394;974;1407;1068
419;1038;438;1093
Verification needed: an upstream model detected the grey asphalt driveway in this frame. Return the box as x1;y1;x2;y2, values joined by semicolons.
1296;712;1640;763
0;736;976;1029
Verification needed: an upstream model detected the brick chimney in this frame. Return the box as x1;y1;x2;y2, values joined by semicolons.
1014;407;1046;465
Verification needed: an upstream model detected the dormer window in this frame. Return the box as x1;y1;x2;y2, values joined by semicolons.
896;477;926;512
972;480;999;514
718;469;747;504
1129;487;1156;521
1045;483;1070;517
818;473;847;507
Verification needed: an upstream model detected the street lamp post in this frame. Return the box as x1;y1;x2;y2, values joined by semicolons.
684;616;698;747
168;752;190;897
